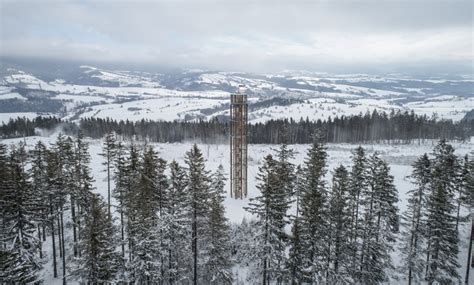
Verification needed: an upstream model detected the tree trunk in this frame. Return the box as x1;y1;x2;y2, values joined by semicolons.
193;207;197;285
60;210;66;285
37;224;42;259
51;203;58;278
107;160;111;219
57;214;62;258
465;219;473;285
71;197;77;257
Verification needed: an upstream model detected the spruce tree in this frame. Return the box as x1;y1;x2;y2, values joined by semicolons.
0;144;41;283
327;165;352;283
286;166;306;285
299;134;329;282
29;141;49;259
100;132;117;219
358;153;399;284
464;153;473;285
163;160;192;284
112;141;128;259
348;146;368;278
185;144;211;285
71;194;121;283
128;146;162;283
245;154;289;284
425;140;460;283
205;165;233;284
399;153;431;285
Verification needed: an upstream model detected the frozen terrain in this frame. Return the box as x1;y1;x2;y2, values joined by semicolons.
1;65;473;124
3;135;472;284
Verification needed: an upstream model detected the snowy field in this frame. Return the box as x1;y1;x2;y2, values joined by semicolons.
2;135;473;284
2;67;473;124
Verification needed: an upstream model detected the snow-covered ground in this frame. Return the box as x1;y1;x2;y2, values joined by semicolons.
1;67;473;124
3;135;472;284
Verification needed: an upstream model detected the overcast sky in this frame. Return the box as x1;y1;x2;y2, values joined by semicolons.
1;0;472;73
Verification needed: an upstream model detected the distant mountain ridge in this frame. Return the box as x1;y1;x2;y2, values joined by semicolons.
1;60;473;124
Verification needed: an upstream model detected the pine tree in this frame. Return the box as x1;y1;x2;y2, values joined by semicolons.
185;144;211;285
100;132;117;219
0;144;41;283
348;146;368;278
274;130;296;198
245;154;289;284
128;146;162;283
203;165;233;284
163;160;192;284
299;134;329;282
124;142;141;267
327;165;352;283
0;143;9;251
112;141;128;259
29;141;49;259
286;166;306;285
44;147;67;279
71;194;121;283
464;153;473;285
358;153;399;284
425;140;460;284
399;153;431;284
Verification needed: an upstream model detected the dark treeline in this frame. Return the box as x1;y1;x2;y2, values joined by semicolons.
1;109;473;143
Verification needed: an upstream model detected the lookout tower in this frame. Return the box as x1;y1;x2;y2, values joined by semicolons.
230;85;248;199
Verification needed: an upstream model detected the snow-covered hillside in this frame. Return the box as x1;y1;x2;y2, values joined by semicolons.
3;135;472;284
1;65;473;124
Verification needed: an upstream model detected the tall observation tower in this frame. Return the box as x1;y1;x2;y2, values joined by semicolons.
230;85;248;199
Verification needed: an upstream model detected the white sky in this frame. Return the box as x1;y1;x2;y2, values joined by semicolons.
0;0;472;73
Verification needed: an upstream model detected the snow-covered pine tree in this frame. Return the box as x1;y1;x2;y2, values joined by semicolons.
0;144;41;283
399;153;431;285
71;133;95;275
185;144;211;285
348;146;368;278
245;154;289;285
464;153;473;285
162;160;192;284
456;155;471;231
286;165;306;285
0;143;8;251
128;146;162;283
156;154;168;284
327;164;352;283
73;132;95;211
53;134;76;266
100;132;117;219
204;165;233;284
358;153;399;284
112;141;128;260
29;141;49;259
425;140;460;283
124;142;141;267
274;127;296;198
71;194;121;283
299;133;329;282
45;145;68;279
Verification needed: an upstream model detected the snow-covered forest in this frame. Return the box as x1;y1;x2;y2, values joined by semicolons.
0;132;472;284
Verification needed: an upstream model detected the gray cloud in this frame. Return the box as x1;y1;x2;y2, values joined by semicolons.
1;0;472;73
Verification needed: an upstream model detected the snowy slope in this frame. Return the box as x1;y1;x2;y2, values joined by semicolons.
1;66;473;124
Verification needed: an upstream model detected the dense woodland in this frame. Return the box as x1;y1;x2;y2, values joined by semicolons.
0;132;472;284
1;109;473;143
